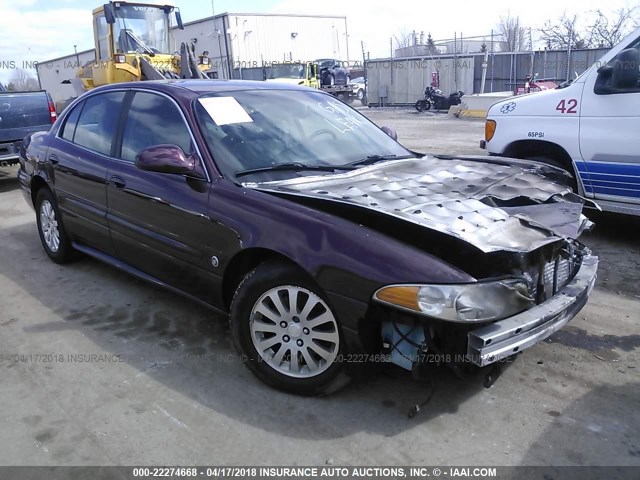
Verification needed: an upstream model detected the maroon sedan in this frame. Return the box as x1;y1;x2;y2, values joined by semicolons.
18;80;597;395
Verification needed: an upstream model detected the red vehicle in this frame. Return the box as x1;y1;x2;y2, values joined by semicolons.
514;75;558;95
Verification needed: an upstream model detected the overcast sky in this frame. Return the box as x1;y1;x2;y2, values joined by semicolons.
0;0;637;84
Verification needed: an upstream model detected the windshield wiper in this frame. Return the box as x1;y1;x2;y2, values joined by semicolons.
126;30;155;56
349;154;413;167
235;162;354;178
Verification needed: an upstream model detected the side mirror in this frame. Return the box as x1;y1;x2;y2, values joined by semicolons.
381;126;397;141
135;144;195;174
103;3;115;24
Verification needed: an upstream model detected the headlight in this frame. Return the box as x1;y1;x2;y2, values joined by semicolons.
374;280;534;323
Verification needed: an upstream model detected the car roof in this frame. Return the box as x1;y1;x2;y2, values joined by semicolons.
91;79;312;96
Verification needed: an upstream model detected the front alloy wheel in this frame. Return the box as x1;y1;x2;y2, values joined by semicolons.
250;285;340;378
230;261;349;395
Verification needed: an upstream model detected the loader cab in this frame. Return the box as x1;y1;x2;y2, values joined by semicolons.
96;2;180;59
88;2;184;87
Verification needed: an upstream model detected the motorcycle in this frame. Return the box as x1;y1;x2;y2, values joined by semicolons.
415;86;464;111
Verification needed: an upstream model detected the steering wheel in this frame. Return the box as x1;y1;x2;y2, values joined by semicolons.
309;129;338;142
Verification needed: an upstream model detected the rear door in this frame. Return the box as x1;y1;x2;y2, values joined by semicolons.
579;37;640;204
106;90;215;301
47;91;126;255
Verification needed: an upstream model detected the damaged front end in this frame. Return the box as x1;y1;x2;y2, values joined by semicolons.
373;240;597;372
244;155;599;373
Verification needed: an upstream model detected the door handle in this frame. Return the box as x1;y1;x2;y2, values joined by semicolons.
48;154;59;165
109;176;126;189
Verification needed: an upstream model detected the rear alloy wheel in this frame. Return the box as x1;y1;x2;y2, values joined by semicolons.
230;262;349;395
35;188;75;263
40;200;59;253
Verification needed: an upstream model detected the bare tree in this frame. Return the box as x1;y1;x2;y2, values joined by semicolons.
588;7;639;48
497;15;527;52
9;69;39;91
393;31;413;51
539;12;591;49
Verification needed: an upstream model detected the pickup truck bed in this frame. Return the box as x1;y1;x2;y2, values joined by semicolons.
0;91;55;166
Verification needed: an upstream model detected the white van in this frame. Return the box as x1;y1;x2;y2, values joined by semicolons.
482;27;640;215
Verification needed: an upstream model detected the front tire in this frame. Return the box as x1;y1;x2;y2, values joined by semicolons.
35;188;75;264
230;261;350;395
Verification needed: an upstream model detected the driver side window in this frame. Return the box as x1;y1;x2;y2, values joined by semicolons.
595;42;640;94
120;92;192;162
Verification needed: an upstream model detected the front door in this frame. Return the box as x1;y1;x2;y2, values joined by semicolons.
106;90;216;301
579;36;640;204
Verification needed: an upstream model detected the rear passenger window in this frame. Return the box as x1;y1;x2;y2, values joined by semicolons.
61;101;82;141
120;92;192;162
73;92;125;156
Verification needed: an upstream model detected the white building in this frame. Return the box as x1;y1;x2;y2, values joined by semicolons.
36;49;95;106
37;12;350;103
175;13;349;80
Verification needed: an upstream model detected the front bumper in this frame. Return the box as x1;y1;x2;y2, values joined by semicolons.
467;254;598;366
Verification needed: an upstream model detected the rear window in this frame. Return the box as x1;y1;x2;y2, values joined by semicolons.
0;92;50;129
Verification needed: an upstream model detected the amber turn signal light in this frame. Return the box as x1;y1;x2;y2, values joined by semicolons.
485;119;497;142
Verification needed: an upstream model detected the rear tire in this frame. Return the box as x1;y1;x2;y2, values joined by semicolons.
35;188;76;264
230;261;350;396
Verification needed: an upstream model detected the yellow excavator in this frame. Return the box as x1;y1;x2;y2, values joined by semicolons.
70;1;207;95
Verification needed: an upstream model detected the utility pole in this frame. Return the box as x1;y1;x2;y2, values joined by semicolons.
490;29;494;92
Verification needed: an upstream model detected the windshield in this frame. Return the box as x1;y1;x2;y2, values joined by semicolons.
112;5;170;54
194;90;413;179
268;64;306;79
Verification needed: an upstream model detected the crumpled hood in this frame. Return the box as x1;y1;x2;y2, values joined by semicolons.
244;156;594;253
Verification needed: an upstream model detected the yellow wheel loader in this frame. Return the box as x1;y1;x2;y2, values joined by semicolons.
70;2;207;95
